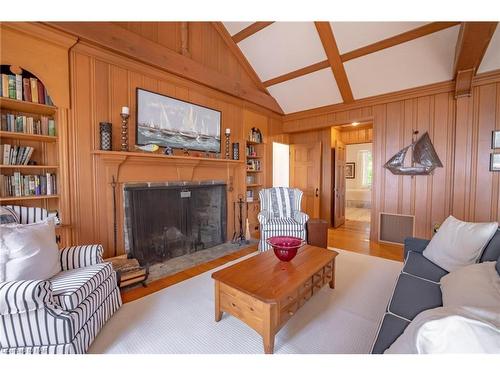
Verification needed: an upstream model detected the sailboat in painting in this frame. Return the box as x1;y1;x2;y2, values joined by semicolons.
384;132;443;175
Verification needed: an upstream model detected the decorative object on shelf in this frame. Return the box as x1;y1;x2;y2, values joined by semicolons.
249;127;263;143
224;128;231;159
183;148;189;156
163;146;173;155
215;152;220;159
136;88;221;153
231;194;249;246
345;162;355;179
120;106;130;151
267;236;305;262
492;130;500;149
490;153;500;172
99;122;112;151
135;144;159;153
384;131;443;176
232;142;239;160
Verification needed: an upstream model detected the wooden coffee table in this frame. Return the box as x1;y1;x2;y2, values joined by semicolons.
211;245;338;354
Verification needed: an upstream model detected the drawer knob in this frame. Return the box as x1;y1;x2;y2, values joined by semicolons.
304;282;310;287
231;302;236;307
288;311;294;316
287;296;294;301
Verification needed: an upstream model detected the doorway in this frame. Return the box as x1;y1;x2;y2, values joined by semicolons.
331;124;373;231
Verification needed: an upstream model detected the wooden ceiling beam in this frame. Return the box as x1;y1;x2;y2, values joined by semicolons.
232;22;274;43
263;60;330;87
46;22;284;114
453;22;497;97
314;22;354;103
341;22;461;62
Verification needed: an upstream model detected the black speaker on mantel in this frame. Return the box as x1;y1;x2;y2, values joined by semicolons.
232;142;239;160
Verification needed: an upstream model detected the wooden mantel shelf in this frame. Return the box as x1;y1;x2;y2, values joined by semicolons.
91;150;245;165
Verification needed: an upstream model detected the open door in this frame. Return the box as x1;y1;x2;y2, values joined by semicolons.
332;140;346;227
290;142;321;219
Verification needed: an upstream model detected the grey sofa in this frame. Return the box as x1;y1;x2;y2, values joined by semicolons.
371;228;500;354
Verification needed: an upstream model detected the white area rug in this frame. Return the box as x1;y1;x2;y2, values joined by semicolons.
89;249;402;354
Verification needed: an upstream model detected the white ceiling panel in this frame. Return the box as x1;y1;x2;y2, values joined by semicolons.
478;26;500;74
331;22;426;54
267;68;342;114
344;25;460;99
237;22;327;82
222;22;254;36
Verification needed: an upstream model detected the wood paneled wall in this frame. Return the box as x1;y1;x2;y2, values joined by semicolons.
338;125;373;144
283;76;500;241
69;42;279;257
113;22;258;91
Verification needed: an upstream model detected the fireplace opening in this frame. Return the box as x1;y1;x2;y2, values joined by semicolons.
124;181;227;266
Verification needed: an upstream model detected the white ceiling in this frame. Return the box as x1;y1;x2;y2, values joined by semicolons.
222;22;500;114
331;22;426;54
478;27;500;73
267;68;342;113
237;22;326;82
344;25;460;99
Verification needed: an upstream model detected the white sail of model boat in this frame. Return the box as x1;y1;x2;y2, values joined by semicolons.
384;132;443;175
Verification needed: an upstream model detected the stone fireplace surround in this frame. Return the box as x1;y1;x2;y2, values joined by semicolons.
123;180;227;266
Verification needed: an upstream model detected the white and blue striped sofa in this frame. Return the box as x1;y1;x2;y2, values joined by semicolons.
0;206;122;354
258;187;309;251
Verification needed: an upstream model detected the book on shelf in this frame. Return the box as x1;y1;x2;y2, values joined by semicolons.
1;74;8;98
0;172;57;198
1;144;35;165
246;190;254;202
0;73;53;105
246;159;261;171
1;112;56;136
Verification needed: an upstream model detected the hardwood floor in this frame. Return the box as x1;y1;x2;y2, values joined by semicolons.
121;220;403;303
328;220;404;262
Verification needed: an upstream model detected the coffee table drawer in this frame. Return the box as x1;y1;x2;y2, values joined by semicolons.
279;290;298;308
279;301;299;326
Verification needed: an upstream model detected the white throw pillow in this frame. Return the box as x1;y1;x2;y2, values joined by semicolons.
441;261;500;309
0;219;61;282
423;216;498;272
385;306;500;354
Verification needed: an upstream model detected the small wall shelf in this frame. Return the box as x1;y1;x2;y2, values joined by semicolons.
0;131;57;143
0;194;59;202
0;97;57;116
92;150;244;164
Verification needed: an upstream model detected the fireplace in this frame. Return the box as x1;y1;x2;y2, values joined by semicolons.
124;181;227;266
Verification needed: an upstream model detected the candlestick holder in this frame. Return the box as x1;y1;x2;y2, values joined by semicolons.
225;133;231;159
120;112;129;151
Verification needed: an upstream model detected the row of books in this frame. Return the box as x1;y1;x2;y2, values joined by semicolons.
246;190;255;203
246;145;258;157
1;113;56;136
0;172;57;198
1;144;35;165
246;159;261;171
0;74;53;105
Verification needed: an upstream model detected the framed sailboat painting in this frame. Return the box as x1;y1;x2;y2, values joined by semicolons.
136;88;221;153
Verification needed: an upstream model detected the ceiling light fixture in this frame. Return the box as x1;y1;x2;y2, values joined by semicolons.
351;122;360;126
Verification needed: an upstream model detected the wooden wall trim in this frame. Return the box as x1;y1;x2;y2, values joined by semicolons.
46;22;283;114
232;22;274;43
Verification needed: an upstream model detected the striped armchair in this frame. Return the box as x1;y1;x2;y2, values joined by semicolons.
258;187;309;251
0;206;122;354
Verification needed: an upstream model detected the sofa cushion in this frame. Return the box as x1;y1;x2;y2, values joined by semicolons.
403;251;448;283
423;216;498;272
480;229;500;262
388;273;442;321
371;313;410;354
50;262;113;310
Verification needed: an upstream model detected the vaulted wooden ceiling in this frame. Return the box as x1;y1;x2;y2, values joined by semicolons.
220;21;499;114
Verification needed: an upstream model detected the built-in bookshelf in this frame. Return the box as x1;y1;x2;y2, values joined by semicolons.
245;128;264;204
0;65;60;208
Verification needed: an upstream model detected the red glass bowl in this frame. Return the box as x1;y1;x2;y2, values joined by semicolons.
267;236;306;262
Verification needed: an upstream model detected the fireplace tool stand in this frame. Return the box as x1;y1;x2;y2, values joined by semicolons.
232;194;249;245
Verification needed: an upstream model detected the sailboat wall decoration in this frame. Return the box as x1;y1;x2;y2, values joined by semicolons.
384;131;443;175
